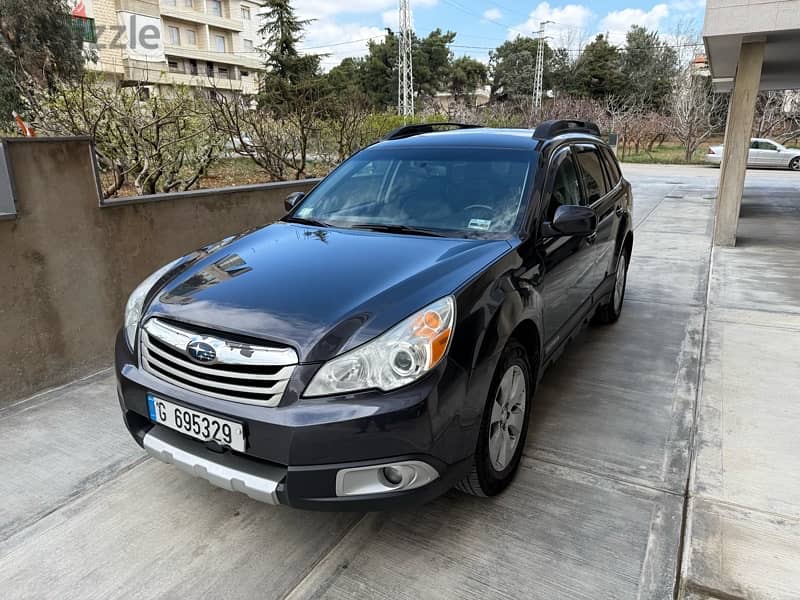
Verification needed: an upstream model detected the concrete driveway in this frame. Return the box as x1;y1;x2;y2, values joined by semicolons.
2;165;798;599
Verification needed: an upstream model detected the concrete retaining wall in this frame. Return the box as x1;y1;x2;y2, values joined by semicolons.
0;137;319;406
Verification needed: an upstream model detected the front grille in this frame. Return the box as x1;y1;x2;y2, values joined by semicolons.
140;318;298;407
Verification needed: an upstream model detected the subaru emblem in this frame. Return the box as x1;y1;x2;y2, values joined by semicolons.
186;340;216;364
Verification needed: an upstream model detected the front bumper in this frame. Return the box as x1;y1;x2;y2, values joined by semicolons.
115;330;478;510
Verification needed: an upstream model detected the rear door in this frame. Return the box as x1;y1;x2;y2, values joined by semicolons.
537;147;597;350
758;140;784;167
573;144;618;293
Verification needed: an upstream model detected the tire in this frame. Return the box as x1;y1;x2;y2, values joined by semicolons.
456;340;533;497
790;157;800;172
593;249;629;325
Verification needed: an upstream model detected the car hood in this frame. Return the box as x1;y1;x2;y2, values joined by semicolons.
145;222;511;363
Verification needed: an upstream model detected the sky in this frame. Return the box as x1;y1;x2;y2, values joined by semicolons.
292;0;708;70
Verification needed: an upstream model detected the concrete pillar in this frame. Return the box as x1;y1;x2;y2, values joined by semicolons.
714;42;765;246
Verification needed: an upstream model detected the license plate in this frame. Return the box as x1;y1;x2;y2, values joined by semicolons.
147;394;246;452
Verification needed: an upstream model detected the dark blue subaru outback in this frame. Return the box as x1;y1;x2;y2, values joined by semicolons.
115;121;633;510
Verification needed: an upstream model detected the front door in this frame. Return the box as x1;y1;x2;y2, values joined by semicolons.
536;147;598;352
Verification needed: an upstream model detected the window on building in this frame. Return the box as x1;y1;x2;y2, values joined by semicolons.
168;60;182;73
218;66;229;78
241;6;250;20
215;35;226;52
208;0;222;16
242;38;253;51
240;70;250;77
184;0;193;7
189;59;198;75
167;26;180;45
206;62;215;77
185;29;197;45
70;16;97;43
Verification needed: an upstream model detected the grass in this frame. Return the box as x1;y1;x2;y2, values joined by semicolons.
620;142;712;165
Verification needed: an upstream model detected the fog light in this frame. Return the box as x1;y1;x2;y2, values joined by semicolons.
382;466;404;485
335;460;439;497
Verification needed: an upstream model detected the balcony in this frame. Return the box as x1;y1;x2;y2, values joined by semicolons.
159;4;243;31
163;44;263;70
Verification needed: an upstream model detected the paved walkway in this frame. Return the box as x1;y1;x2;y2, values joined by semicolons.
1;165;798;599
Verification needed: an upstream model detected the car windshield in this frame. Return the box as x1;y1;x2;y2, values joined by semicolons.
290;147;535;237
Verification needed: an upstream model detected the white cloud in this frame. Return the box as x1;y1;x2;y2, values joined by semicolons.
482;8;503;21
598;4;670;44
382;8;398;27
508;3;593;48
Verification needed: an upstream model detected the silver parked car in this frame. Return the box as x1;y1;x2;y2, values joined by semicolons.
706;138;800;170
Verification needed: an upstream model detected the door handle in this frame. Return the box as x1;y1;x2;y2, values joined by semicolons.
615;206;624;217
586;232;597;244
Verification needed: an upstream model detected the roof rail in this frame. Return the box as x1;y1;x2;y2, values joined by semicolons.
382;122;482;141
533;119;601;140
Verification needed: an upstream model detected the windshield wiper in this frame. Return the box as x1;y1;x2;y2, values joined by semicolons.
347;223;447;237
284;216;330;228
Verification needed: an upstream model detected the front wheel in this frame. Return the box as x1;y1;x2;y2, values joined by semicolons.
456;340;533;497
593;251;628;325
790;157;800;171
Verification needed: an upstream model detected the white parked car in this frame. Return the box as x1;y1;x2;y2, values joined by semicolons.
706;138;800;170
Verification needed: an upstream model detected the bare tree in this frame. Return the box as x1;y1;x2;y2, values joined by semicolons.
752;91;787;139
28;75;223;197
667;65;724;162
210;80;326;180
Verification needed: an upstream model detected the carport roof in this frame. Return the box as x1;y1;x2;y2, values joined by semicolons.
703;0;800;91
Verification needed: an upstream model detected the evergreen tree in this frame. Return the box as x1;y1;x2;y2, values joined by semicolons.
620;26;678;111
449;56;488;99
570;34;625;99
259;0;318;81
0;0;85;124
489;37;553;101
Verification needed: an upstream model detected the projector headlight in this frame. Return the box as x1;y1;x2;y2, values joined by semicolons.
304;296;455;397
124;258;183;350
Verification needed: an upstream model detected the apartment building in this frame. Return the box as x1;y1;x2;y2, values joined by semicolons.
69;0;265;96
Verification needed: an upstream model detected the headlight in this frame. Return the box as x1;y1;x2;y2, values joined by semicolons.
304;296;455;397
124;258;183;349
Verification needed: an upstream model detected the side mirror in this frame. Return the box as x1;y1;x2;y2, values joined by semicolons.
543;205;597;237
285;191;305;212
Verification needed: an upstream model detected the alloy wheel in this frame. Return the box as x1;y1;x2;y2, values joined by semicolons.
488;365;527;471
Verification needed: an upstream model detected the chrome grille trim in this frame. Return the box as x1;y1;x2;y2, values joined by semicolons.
140;318;297;407
144;318;298;366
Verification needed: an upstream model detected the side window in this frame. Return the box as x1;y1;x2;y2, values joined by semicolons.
574;145;608;204
601;147;621;187
544;152;583;222
762;141;778;151
750;140;760;149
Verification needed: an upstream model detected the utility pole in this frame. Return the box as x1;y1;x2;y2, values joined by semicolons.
398;0;414;118
532;21;552;118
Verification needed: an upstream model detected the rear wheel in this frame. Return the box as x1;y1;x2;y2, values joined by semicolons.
790;157;800;171
593;250;628;325
456;340;533;497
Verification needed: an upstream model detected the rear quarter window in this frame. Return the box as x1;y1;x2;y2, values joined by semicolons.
574;146;608;204
601;147;622;188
